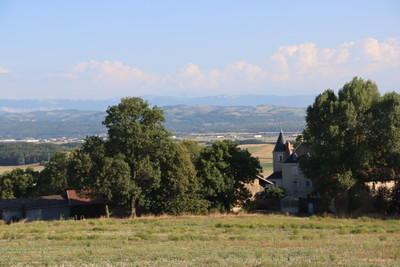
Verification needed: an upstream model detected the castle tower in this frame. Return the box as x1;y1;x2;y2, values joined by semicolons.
272;130;287;172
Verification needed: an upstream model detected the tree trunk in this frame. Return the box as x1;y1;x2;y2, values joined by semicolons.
130;197;136;218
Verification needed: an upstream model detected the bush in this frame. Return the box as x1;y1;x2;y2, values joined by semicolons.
265;186;285;199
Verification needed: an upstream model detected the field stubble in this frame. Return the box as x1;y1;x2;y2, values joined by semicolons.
0;214;399;266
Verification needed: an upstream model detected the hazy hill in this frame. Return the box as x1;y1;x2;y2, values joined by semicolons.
0;105;306;139
0;94;315;113
163;105;305;133
0;110;106;139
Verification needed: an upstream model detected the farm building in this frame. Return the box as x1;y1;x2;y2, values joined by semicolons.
0;194;70;223
0;190;105;223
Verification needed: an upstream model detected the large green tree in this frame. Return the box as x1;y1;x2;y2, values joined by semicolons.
196;140;262;212
102;97;175;216
149;141;209;215
68;136;139;211
300;77;400;211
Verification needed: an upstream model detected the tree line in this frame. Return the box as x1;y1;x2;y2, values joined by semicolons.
0;97;262;216
0;143;79;166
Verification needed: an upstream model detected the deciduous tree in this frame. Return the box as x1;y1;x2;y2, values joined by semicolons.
196;140;262;212
300;77;400;211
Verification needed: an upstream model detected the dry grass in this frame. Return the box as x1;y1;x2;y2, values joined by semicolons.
239;143;274;176
0;214;399;266
0;163;45;175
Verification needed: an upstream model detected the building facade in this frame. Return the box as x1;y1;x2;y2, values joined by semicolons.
266;131;319;213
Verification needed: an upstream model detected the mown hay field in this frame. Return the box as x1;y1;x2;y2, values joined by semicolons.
1;214;399;266
239;143;274;175
0;163;44;175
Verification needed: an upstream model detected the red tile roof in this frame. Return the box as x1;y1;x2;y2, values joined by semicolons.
66;190;105;206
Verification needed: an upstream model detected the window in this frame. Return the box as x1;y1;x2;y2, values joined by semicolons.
278;154;283;162
292;167;298;175
306;180;312;187
292;180;299;188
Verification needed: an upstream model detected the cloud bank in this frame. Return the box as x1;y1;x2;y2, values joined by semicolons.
2;37;400;99
0;67;10;74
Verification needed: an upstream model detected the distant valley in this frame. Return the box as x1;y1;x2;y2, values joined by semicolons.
0;104;306;139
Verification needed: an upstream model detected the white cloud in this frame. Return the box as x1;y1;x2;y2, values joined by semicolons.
47;73;78;79
0;67;10;74
224;61;268;82
44;40;399;97
362;37;400;66
334;48;349;64
177;61;268;91
71;60;159;86
3;37;398;99
267;37;400;90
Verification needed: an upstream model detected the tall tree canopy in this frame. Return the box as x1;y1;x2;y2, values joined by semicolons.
300;77;400;210
196;140;262;212
101;97;173;216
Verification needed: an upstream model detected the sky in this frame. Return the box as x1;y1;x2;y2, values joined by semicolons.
0;0;399;99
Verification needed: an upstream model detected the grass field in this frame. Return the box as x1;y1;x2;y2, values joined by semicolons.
0;163;45;175
0;214;399;266
239;143;275;175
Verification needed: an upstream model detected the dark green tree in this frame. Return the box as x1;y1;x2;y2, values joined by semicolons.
300;77;400;211
102;97;172;216
149;141;209;215
196;140;262;212
37;151;70;195
0;168;39;199
180;139;203;164
68;136;134;209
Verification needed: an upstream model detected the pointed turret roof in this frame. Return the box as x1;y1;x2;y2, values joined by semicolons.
273;130;286;152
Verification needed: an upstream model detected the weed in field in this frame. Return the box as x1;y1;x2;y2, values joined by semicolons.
133;232;153;241
319;232;327;239
329;254;337;262
337;227;350;235
394;250;400;260
374;227;386;233
302;234;315;240
254;249;264;259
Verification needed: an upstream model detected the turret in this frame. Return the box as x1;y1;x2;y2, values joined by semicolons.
273;130;289;172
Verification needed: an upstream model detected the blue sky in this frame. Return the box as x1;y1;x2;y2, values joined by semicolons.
0;0;399;99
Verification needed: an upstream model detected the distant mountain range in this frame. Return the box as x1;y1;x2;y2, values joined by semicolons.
0;94;315;113
0;105;306;139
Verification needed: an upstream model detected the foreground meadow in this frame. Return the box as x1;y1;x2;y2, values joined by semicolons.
0;214;399;266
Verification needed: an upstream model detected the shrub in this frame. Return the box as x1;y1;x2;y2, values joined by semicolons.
265;186;285;199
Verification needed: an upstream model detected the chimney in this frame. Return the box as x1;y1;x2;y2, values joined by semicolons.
285;141;292;158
